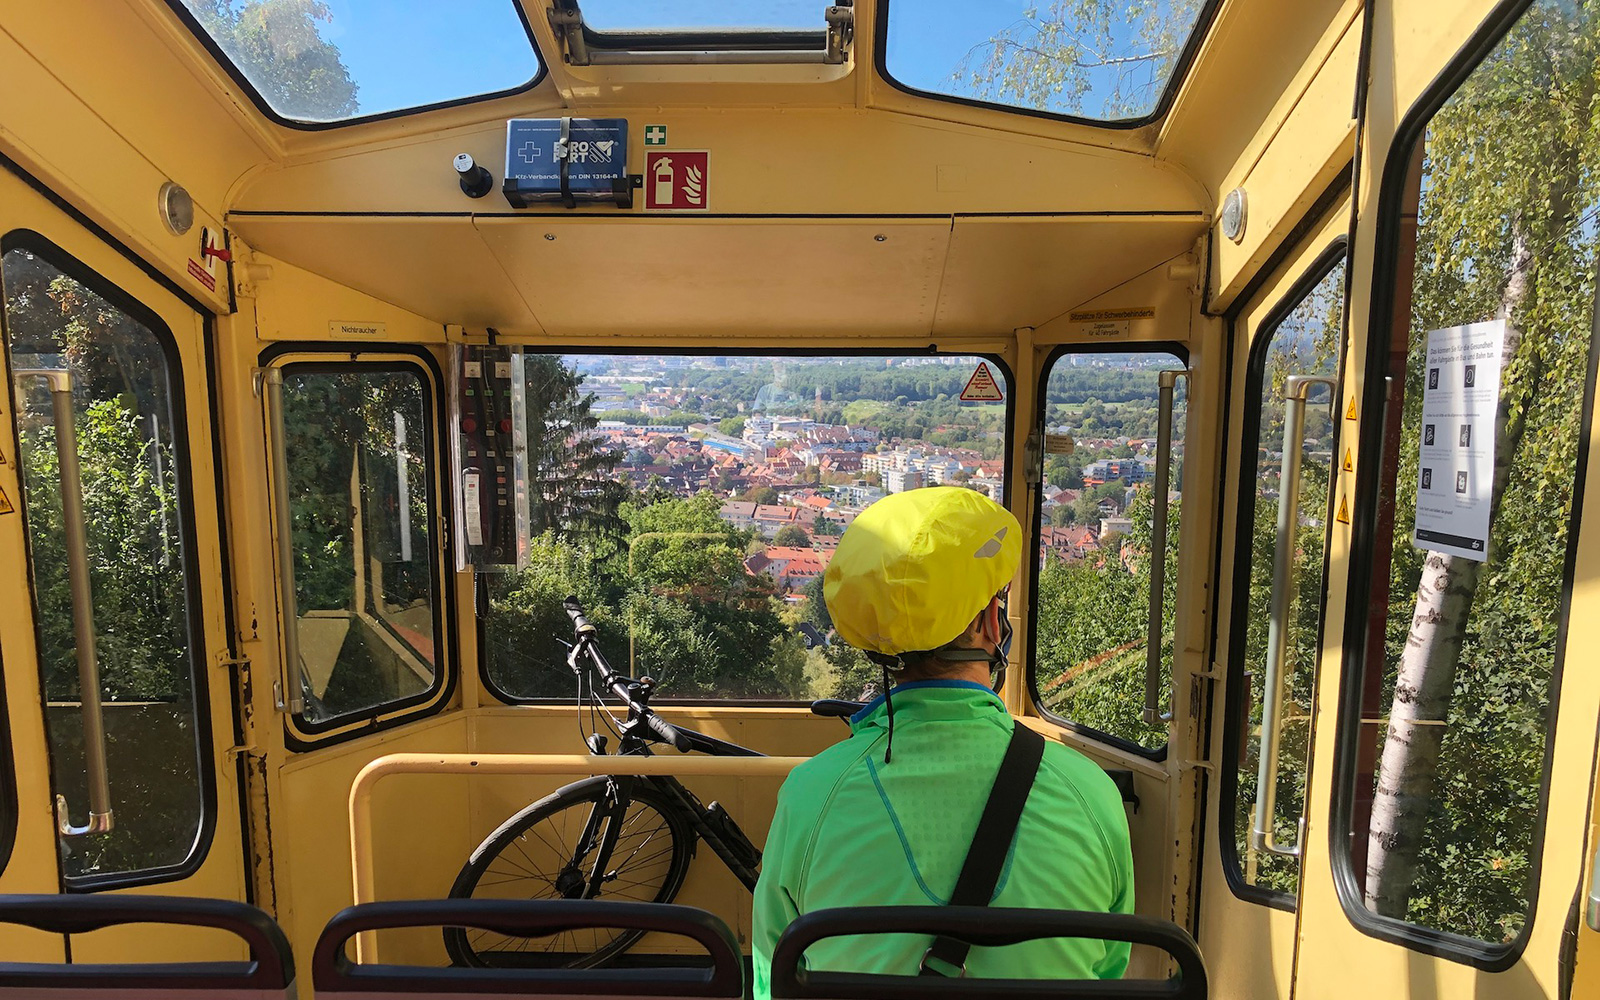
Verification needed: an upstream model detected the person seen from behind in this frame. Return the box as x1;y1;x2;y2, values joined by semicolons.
751;487;1134;998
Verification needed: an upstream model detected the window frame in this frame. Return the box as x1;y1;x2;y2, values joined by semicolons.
479;345;1016;708
1026;340;1190;760
260;346;456;749
1217;238;1349;910
1331;0;1598;967
1;228;222;890
160;0;548;132
873;0;1223;130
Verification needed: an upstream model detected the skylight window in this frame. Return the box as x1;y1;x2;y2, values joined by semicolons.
882;0;1213;125
546;0;853;65
172;0;544;126
579;1;824;34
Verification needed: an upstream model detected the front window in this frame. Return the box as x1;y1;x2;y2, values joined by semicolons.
482;353;1010;703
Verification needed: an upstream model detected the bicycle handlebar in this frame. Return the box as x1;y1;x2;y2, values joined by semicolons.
564;595;692;752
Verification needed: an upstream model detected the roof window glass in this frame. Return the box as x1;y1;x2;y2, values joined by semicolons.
173;0;543;125
579;0;824;33
883;0;1212;124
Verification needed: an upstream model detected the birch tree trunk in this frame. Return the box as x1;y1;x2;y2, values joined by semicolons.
1362;228;1535;917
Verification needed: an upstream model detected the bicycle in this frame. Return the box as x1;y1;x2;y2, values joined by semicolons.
443;596;861;969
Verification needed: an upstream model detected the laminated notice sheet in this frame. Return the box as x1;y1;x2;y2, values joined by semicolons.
1412;319;1507;562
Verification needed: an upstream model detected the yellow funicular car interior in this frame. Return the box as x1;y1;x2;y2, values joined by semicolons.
0;1;1598;998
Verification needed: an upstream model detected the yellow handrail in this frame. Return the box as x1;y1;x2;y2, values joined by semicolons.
347;752;809;961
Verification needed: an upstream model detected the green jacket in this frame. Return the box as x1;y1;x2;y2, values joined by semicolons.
752;681;1134;999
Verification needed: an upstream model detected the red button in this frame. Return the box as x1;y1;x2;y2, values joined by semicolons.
498;418;513;434
462;417;477;433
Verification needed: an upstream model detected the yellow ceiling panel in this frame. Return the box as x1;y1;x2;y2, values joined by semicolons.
227;215;540;331
472;217;951;338
932;215;1206;335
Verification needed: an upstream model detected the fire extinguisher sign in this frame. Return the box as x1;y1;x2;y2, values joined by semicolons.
644;150;710;211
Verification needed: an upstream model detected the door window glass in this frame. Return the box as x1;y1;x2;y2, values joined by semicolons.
482;353;1010;702
1229;254;1344;899
280;366;440;725
1341;0;1598;948
1032;350;1185;751
3;243;205;880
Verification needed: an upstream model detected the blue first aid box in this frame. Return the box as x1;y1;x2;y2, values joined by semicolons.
503;118;630;207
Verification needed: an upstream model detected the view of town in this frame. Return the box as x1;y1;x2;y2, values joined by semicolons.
563;352;1182;593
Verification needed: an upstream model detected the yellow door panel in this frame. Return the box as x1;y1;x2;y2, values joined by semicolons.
0;165;248;962
1294;1;1600;996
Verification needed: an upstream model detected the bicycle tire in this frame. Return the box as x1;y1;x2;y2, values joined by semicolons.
443;775;695;968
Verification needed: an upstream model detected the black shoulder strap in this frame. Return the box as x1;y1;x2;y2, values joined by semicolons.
919;722;1046;978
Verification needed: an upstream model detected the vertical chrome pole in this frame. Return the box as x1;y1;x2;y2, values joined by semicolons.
1251;374;1335;857
261;368;305;715
16;370;113;835
1142;370;1187;726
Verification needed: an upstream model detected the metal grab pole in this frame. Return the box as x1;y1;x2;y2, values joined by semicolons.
16;370;113;836
260;368;305;715
1142;370;1187;727
1250;375;1335;858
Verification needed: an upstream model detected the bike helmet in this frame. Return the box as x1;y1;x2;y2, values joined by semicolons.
825;486;1021;662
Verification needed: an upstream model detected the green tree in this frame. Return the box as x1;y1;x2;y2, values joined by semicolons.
186;0;359;120
953;0;1204;119
522;355;628;551
773;524;811;548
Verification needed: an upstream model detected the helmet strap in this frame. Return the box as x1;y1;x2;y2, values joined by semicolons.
881;663;895;764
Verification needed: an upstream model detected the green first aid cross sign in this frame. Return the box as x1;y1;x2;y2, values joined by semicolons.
644;124;668;146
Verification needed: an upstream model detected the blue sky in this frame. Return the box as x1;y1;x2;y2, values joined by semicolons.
210;1;1194;121
302;0;1031;117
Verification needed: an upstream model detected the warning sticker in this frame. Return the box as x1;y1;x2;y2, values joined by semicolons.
644;150;710;211
1336;495;1350;524
1345;396;1358;420
186;258;216;292
0;483;13;516
1069;307;1155;339
960;362;1005;402
1343;448;1354;472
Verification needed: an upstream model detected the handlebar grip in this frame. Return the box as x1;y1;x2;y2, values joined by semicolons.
646;712;692;752
563;594;597;635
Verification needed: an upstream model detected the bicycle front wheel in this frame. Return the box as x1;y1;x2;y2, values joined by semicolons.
443;775;695;968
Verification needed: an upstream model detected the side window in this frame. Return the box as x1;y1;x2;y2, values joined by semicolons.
280;364;442;727
1227;252;1345;899
3;241;206;880
482;353;1010;702
1340;0;1597;950
1031;350;1185;752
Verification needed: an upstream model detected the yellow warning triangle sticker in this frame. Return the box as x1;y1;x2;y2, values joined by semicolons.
959;362;1005;401
1343;448;1354;472
0;483;13;516
1345;396;1358;420
1335;495;1350;524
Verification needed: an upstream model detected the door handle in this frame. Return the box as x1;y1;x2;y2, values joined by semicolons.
1250;374;1336;858
1143;370;1187;726
14;370;113;836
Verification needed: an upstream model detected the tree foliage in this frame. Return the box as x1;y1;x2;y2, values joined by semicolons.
185;0;359;120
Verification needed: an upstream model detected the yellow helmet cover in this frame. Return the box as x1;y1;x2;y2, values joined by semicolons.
824;487;1022;656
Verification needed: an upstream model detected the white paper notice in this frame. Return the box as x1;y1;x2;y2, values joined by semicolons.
1412;319;1507;562
463;471;484;547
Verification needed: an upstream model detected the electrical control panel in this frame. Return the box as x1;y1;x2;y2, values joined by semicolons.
450;344;529;570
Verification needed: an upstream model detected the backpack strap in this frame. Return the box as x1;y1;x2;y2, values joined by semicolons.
919;722;1046;977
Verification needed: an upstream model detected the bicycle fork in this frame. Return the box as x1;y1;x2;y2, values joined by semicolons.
564;777;637;899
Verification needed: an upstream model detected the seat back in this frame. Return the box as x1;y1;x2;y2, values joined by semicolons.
312;899;743;1000
0;894;295;999
769;906;1206;999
